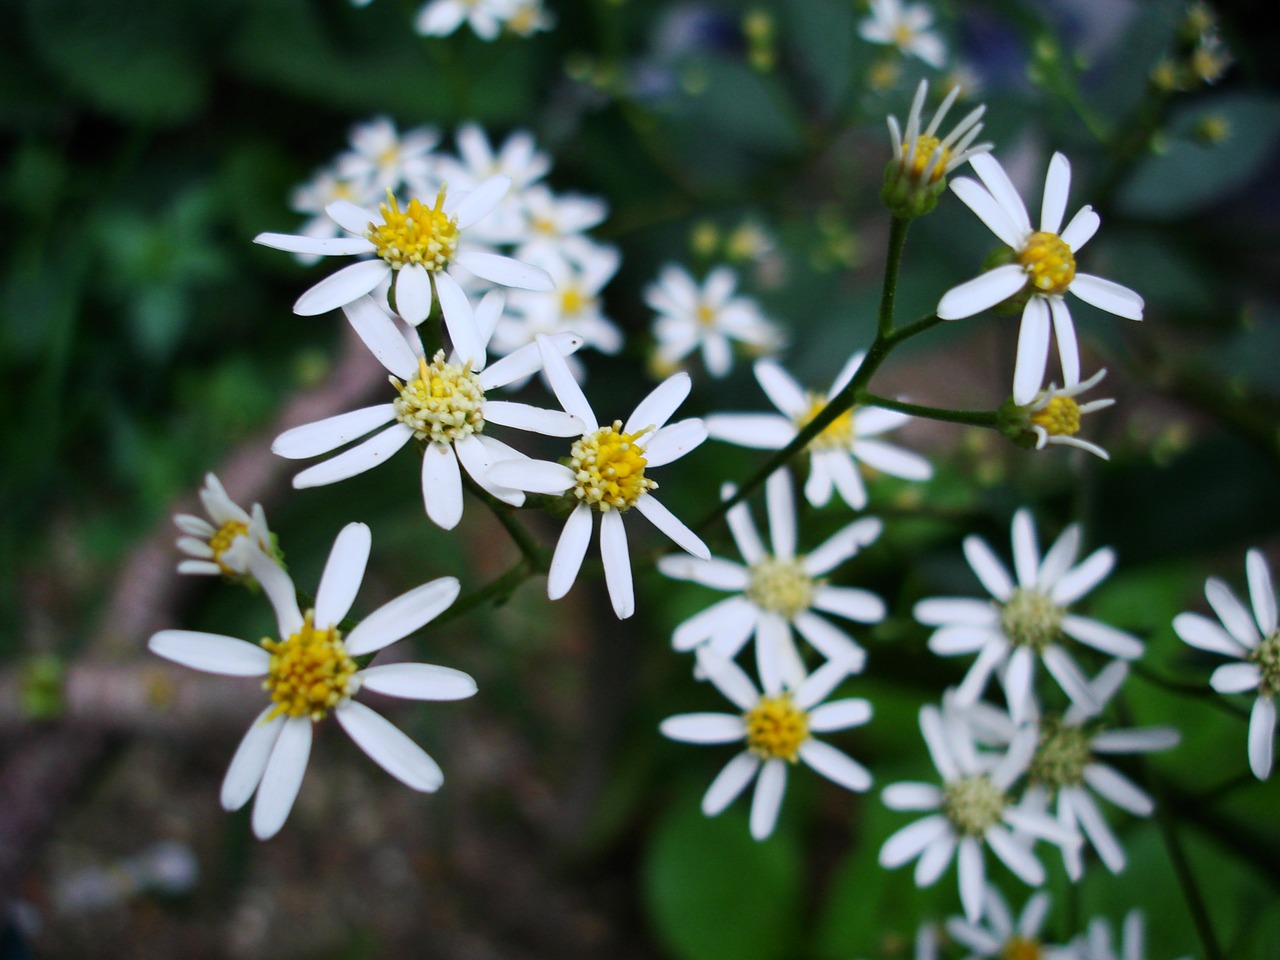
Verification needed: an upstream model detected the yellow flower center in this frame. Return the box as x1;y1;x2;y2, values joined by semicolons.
1030;396;1081;437
747;557;816;619
903;134;952;183
560;285;589;316
695;303;718;327
744;692;809;761
942;774;1007;836
367;188;459;271
209;520;250;575
261;611;358;721
798;393;855;451
892;23;915;47
1018;231;1076;295
569;421;656;512
376;145;400;170
392;351;486;445
1001;936;1043;960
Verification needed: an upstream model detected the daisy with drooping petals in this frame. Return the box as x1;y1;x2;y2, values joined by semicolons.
878;703;1077;922
705;354;932;511
646;264;784;379
272;294;584;531
946;885;1075;960
858;0;947;68
254;174;553;327
915;509;1143;723
661;648;873;840
1013;368;1115;460
936;151;1144;405
174;474;277;579
487;338;710;619
1173;548;1279;779
149;523;475;840
975;662;1179;879
883;79;991;218
658;469;884;691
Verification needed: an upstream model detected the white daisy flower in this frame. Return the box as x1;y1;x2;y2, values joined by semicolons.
878;703;1077;922
514;184;609;266
646;264;784;379
946;885;1075;960
272;294;585;531
415;0;518;40
254;174;554;327
487;338;710;619
936;152;1144;405
497;245;624;378
915;508;1144;723
658;469;884;691
975;661;1180;879
858;0;947;68
884;79;991;218
661;647;874;841
1173;548;1279;779
335;116;440;195
704;354;933;511
1013;368;1115;460
174;474;276;579
1073;910;1191;960
148;523;475;840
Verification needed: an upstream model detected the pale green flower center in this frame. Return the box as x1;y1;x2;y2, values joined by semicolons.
1028;716;1092;792
1000;588;1064;652
744;692;810;761
368;188;459;271
1249;632;1280;699
1018;231;1076;296
747;557;815;619
942;774;1007;836
569;421;656;512
392;351;486;445
262;612;357;722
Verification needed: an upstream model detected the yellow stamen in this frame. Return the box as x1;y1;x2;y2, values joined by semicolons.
209;521;249;576
1030;395;1081;437
903;134;951;183
1018;231;1076;295
391;350;486;445
744;692;809;761
797;393;855;451
367;188;459;271
261;611;357;722
695;303;717;327
569;420;656;511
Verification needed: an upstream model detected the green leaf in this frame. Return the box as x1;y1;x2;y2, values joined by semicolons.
644;788;804;960
1118;92;1280;220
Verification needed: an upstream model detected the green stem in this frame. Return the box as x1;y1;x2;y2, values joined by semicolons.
878;217;911;338
431;559;534;629
462;473;547;571
857;391;998;428
1148;767;1226;960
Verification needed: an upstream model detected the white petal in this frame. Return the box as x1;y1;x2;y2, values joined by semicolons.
1037;524;1081;592
936;265;1027;320
455;250;553;291
851;439;933;481
1002;647;1036;724
294;260;388;316
677;596;757;655
1248;696;1276;779
702;752;759;815
626;373;692;436
273;405;398;459
548;503;593;600
634;495;709;560
1173;612;1247;656
345;577;461;656
986;823;1045;884
336;700;443;791
697;648;762;711
644;419;707;468
148;630;269;676
480;331;580;389
1207;576;1262;648
954;640;1008;705
177;559;221;575
488;458;575;495
1083;764;1153;816
1210;661;1261;693
451;174;510;228
1013;297;1052;405
949;175;1026;249
249;550;303;637
255;232;374;256
804;517;882;576
251;717;312;840
1069;273;1144;320
825;451;868;511
809;698;873;732
723;496;765;566
957;835;986;921
883;782;943;811
749;759;788;840
704;413;795;450
482;400;582;437
928;625;1000;655
433;270;484;362
1061;615;1144;659
600;510;634;619
1052;547;1115;605
915;597;998;627
1040;152;1071;234
753;360;807;417
1067;787;1125;873
659;712;747;744
964;535;1014;601
325;199;376;235
394;263;435;327
971;153;1033;236
537;336;596;430
800;739;871;791
422;443;464;530
919;706;959;780
812;585;886;623
879;814;950;867
1011;509;1041;589
755;611;804;694
804;455;835;507
1247;550;1278;635
1091;727;1180;754
793;611;867;673
358;661;476;701
1060;204;1100;252
657;554;749;591
173;514;215;538
852;406;910;437
220;709;284;811
1042;645;1098;710
315;522;371;627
